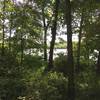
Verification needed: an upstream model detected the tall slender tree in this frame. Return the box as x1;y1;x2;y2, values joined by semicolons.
65;0;75;100
41;2;51;61
76;10;84;72
47;0;59;71
1;0;6;55
42;8;48;61
96;51;100;74
9;10;13;52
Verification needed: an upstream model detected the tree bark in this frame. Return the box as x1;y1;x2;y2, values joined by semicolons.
47;0;59;71
1;0;6;56
20;9;25;67
65;0;75;100
96;50;100;74
42;8;48;61
9;13;12;52
76;10;84;72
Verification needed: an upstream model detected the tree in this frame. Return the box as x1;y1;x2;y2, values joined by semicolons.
41;0;51;61
34;0;52;61
1;0;6;56
76;9;84;72
47;0;60;71
65;0;75;100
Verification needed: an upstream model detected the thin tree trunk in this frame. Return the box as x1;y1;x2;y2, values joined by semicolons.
42;8;48;61
96;50;100;74
20;9;24;67
1;0;6;56
85;42;90;66
47;0;59;71
43;22;47;61
9;13;12;52
65;0;75;100
76;10;84;72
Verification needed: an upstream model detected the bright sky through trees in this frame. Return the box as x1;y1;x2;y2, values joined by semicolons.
16;0;23;3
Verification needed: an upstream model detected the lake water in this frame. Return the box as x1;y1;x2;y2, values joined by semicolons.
47;48;67;58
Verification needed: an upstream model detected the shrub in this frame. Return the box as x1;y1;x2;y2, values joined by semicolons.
54;53;68;75
25;71;68;100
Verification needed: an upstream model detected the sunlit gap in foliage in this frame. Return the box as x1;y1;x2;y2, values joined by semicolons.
14;0;23;3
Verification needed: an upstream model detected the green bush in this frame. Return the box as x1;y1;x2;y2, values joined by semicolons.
23;55;44;70
0;50;20;78
0;49;26;100
25;71;68;100
54;53;68;75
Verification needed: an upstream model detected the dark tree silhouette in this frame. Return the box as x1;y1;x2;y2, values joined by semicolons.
65;0;75;100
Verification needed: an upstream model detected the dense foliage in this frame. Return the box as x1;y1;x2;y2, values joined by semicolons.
0;0;100;100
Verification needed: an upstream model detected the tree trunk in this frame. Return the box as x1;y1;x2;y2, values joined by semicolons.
47;0;59;71
1;0;6;56
43;23;47;61
76;10;84;72
65;0;75;100
96;50;100;74
42;8;48;61
9;13;12;52
20;9;24;67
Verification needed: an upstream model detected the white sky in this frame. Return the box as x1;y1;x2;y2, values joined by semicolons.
16;0;23;3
